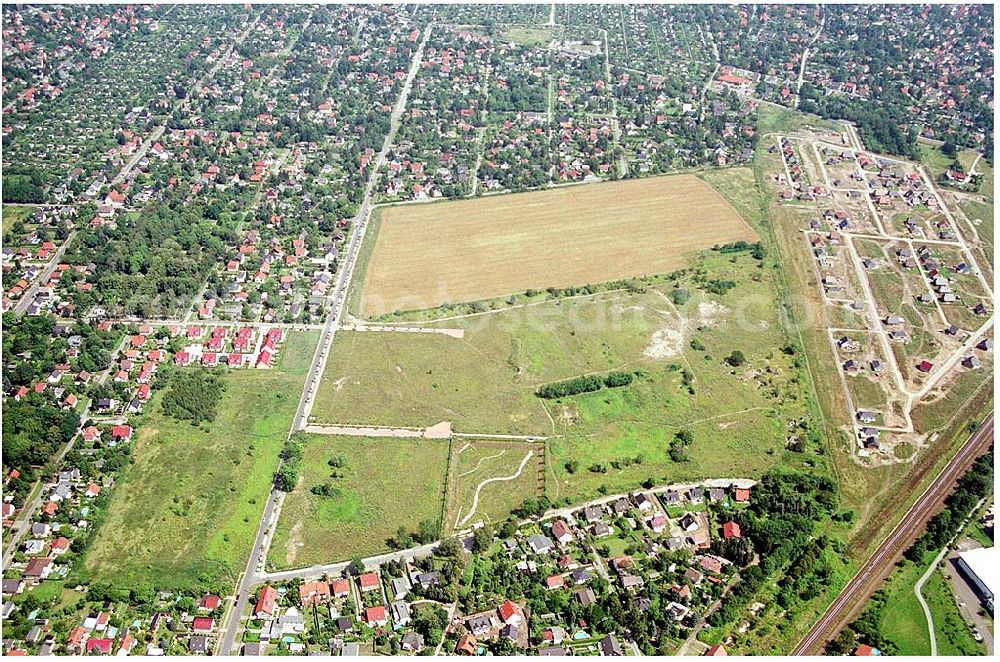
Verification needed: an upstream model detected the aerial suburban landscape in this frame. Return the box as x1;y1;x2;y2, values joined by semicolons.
1;2;995;657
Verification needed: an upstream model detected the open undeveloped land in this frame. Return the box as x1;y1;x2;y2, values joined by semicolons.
445;441;542;532
359;174;757;317
82;332;316;590
268;435;449;569
315;167;814;510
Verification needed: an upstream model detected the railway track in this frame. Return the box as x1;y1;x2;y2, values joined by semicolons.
792;411;994;654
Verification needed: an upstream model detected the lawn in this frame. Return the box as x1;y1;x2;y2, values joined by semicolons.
268;435;449;569
315;166;816;505
318;252;813;506
917;143;957;180
922;566;988;655
877;549;988;656
81;332;314;591
958;199;993;242
878;553;935;655
359;174;757;317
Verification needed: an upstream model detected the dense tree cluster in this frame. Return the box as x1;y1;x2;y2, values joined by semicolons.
2;167;46;203
161;369;225;424
905;449;993;562
2;396;80;490
708;469;839;630
65;198;240;317
536;370;639;399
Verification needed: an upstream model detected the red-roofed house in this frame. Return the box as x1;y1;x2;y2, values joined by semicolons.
551;519;573;544
365;605;388;626
299;581;331;607
67;626;87;652
111;425;132;442
700;556;723;574
331;578;350;598
86;638;113;655
256;585;278;619
118;633;136;655
50;537;70;555
192;616;214;633
722;522;741;539
358;572;380;592
200;595;222;611
24;556;52;578
705;644;728;656
497;600;522;625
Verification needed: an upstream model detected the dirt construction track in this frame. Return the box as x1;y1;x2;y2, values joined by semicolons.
361;174;757;317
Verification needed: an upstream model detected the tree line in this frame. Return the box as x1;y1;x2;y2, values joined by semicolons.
536;370;640;399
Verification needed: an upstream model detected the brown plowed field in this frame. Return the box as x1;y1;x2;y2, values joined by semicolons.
360;174;757;316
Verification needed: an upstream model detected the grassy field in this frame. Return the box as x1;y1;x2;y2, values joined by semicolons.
2;204;33;239
500;26;553;46
879;552;935;655
359;174;757;317
319;255;811;509
922;566;988;655
81;332;314;591
445;441;541;531
917;143;957;180
313;167;818;512
876;549;988;656
268;435;449;569
276;329;320;376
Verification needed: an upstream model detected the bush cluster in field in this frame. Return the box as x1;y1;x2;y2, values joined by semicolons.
536;370;641;399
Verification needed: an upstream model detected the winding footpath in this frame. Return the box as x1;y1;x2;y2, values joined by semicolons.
914;546;948;656
456;450;535;528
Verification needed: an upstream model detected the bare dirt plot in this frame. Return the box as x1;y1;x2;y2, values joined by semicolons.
360;175;757;317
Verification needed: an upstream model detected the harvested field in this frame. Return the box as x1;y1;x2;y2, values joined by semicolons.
360;174;757;317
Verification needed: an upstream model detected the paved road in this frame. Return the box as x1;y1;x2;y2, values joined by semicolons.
111;317;324;331
941;539;995;655
2;334;129;570
263;538;446;584
791;411;994;654
214;23;433;655
11;231;76;316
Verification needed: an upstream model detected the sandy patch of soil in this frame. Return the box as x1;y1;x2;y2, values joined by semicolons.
697;300;729;326
644;326;685;359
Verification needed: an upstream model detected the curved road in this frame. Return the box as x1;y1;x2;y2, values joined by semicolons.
792;411;994;655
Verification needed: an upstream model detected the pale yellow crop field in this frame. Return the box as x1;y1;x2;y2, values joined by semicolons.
360;174;757;317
